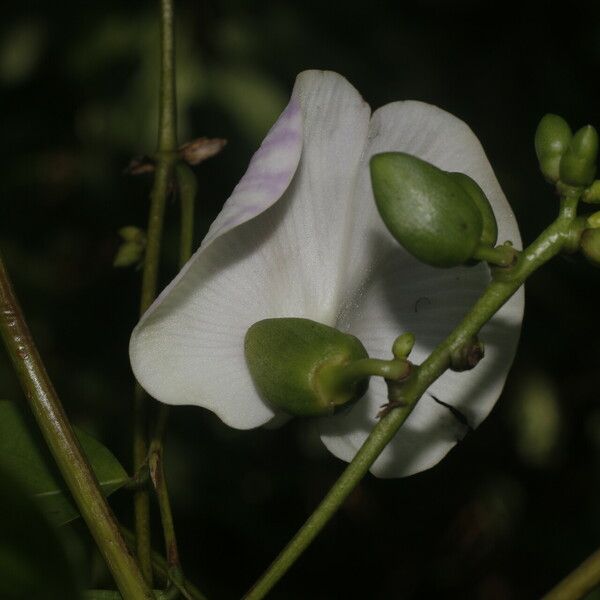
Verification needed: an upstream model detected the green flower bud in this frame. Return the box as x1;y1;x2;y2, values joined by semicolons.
114;241;145;267
534;114;572;183
244;318;369;417
392;332;415;360
119;226;146;244
583;180;600;204
370;152;483;268
580;228;600;267
587;211;600;229
447;172;498;247
559;125;599;187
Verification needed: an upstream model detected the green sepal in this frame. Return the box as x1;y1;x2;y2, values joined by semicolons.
559;125;599;187
245;318;369;417
447;172;498;247
534;114;572;183
580;228;600;266
370;152;483;268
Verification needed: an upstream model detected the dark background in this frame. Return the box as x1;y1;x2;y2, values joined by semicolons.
2;2;600;598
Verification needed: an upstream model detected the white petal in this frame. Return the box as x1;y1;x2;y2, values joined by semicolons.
320;101;524;477
129;70;371;429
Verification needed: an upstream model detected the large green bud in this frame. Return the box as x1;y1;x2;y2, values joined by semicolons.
559;125;599;187
534;114;572;183
245;318;369;417
370;152;486;268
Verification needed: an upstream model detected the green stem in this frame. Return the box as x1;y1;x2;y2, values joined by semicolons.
146;163;198;590
133;0;179;582
542;547;600;600
472;243;518;267
176;163;197;267
0;255;154;600
149;408;179;571
244;196;580;600
320;357;410;394
121;527;209;600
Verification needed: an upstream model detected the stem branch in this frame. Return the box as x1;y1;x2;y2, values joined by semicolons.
244;196;579;600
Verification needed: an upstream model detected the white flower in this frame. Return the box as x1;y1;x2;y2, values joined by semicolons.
129;70;524;478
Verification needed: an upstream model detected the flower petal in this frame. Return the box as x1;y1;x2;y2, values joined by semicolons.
320;101;524;477
129;70;371;428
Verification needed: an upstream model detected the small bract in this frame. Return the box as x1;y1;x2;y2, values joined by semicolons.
130;70;524;478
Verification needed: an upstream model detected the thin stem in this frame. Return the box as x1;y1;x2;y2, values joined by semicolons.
177;163;197;267
0;255;154;600
121;527;208;600
133;0;179;581
149;410;179;570
320;357;410;394
244;196;579;600
158;0;177;154
146;163;198;590
543;547;600;600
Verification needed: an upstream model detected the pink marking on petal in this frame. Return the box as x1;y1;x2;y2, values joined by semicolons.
201;98;303;248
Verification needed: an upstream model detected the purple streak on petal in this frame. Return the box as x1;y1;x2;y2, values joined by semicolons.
200;98;303;249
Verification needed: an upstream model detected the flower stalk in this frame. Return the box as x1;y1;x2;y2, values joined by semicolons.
133;0;179;583
243;194;580;600
0;255;154;600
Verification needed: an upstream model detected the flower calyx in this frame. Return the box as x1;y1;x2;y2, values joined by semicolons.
370;152;510;269
244;318;370;417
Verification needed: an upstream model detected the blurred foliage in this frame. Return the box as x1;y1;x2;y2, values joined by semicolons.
0;463;82;599
0;400;128;526
1;1;600;598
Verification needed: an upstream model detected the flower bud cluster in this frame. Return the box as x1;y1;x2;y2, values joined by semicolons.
535;114;598;188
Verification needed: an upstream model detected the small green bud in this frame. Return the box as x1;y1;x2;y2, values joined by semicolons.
114;226;146;268
583;180;600;204
587;211;600;229
244;318;369;417
392;332;415;360
450;336;484;371
559;125;599;187
447;172;498;247
119;226;146;244
370;152;483;268
580;228;600;266
114;241;145;267
534;114;572;183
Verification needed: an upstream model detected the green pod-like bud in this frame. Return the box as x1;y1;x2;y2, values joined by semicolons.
580;228;600;267
370;152;483;268
447;172;498;247
559;125;599;187
534;114;572;183
245;318;369;417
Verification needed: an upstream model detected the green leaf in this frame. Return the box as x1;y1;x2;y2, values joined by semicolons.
0;400;128;526
0;463;82;599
